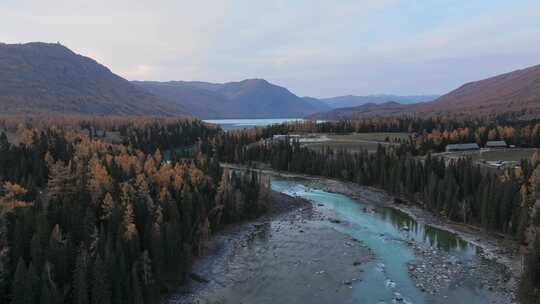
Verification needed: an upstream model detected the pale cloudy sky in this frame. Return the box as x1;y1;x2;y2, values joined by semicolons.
2;0;540;97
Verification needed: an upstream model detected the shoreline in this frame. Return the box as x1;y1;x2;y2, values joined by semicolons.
221;163;523;292
168;190;375;304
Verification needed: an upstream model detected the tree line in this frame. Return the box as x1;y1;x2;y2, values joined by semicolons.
227;117;540;154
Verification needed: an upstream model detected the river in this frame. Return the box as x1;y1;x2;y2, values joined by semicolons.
169;175;514;304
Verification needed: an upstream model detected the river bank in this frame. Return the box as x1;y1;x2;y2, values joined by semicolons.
167;191;375;304
305;175;521;297
221;163;521;303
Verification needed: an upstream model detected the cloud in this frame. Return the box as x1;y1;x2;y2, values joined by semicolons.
123;64;156;79
1;0;540;96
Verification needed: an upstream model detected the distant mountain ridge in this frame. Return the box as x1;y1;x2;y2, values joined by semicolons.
315;94;438;108
133;80;437;119
3;42;539;121
133;79;330;119
309;64;540;120
0;42;186;116
308;101;412;120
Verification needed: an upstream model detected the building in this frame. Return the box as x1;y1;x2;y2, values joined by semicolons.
485;140;508;149
445;143;480;152
273;134;288;141
272;134;300;141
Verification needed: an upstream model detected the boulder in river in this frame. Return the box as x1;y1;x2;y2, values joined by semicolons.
394;197;406;204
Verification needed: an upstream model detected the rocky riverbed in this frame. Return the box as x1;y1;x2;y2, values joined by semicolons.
172;164;522;303
406;240;515;303
168;192;375;304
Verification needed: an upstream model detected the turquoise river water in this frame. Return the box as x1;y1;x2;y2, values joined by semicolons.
171;176;511;304
270;177;506;304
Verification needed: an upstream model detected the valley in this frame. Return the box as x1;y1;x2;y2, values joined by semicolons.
2;3;540;303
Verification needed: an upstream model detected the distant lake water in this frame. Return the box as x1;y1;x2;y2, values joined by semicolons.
203;118;304;131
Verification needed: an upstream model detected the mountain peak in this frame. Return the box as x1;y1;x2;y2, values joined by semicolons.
0;42;75;55
241;78;269;84
380;101;402;106
234;78;272;89
0;42;185;116
133;78;329;119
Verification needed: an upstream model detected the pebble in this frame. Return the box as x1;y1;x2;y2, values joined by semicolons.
405;240;513;302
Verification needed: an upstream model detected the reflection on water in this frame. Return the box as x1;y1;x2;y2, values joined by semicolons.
375;206;475;256
277;178;475;256
271;177;498;304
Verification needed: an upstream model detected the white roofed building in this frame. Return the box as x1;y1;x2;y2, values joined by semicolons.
445;143;480;152
485;140;508;148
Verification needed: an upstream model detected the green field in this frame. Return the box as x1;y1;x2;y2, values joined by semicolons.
325;132;410;142
446;148;536;162
302;132;410;153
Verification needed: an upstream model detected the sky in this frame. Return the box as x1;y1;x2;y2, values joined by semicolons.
2;0;540;98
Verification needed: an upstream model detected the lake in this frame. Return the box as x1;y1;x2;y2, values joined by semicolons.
203;118;304;131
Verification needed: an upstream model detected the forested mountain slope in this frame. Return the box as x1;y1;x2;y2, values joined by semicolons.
308;101;413;120
318;94;437;108
420;64;540;118
0;43;186;116
309;64;540;120
133;79;330;119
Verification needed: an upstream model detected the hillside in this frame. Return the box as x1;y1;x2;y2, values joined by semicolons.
132;81;229;118
308;101;412;120
133;79;330;119
310;64;540;120
0;42;186;116
419;64;540;118
318;94;438;108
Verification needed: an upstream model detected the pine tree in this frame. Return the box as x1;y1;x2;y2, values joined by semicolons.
47;224;68;287
11;258;27;304
130;263;144;304
39;262;59;304
87;156;112;206
30;234;43;274
26;263;40;304
520;238;540;303
47;160;76;201
39;278;52;304
120;183;138;241
101;193;114;221
73;246;89;304
139;250;156;303
91;255;110;304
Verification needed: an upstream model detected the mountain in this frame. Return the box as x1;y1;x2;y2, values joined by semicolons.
418;64;540;118
308;101;412;120
310;64;540;120
318;94;438;108
5;42;538;121
132;81;229;118
301;96;332;110
133;79;330;119
0;42;186;116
